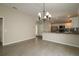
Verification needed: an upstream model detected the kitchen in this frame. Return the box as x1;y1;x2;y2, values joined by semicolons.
36;13;79;48
42;16;79;48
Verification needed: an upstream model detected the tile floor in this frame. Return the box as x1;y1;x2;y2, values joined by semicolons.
0;38;79;56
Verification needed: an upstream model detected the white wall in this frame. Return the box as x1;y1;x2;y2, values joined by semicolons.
0;5;36;46
37;22;51;36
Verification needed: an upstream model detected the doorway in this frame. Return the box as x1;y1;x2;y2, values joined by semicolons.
0;18;3;46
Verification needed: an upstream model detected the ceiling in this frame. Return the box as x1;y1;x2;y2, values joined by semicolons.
1;3;79;23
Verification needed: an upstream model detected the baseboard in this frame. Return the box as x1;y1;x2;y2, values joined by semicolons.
3;37;35;46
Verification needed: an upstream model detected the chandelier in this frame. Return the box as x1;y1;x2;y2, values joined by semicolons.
38;3;52;22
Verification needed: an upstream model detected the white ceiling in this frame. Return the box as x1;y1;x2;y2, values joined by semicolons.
1;3;79;22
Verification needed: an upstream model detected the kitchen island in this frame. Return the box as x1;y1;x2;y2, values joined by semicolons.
42;32;79;48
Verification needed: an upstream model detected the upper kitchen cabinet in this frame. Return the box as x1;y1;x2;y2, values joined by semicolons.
72;16;79;28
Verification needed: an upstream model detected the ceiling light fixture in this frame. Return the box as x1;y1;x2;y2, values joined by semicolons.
38;3;52;22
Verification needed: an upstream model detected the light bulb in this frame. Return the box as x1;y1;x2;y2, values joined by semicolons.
44;16;46;19
49;14;51;18
46;12;49;16
67;15;71;18
38;12;41;17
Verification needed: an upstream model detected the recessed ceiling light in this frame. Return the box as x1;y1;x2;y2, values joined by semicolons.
69;18;72;20
67;15;71;18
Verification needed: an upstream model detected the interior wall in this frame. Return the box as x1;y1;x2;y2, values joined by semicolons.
37;22;51;36
0;5;36;46
0;18;2;42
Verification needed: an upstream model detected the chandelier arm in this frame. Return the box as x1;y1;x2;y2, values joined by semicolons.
43;3;45;17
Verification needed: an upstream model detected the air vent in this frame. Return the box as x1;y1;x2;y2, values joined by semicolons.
12;7;17;10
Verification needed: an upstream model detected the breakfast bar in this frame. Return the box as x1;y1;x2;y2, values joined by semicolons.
42;32;79;48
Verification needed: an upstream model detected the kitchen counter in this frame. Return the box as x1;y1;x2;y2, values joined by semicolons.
50;32;79;35
42;32;79;48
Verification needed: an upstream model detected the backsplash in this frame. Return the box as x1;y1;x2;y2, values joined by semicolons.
51;25;79;33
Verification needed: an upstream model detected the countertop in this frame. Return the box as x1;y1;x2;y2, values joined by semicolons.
45;32;79;35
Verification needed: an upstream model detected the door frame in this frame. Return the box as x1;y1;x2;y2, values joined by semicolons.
0;16;4;46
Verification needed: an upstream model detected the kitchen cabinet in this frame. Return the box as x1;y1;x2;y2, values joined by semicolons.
72;16;79;28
